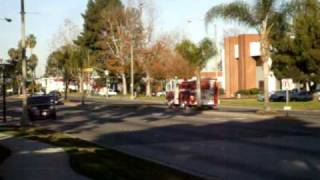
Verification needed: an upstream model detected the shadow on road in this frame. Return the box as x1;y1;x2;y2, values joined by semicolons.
2;99;320;179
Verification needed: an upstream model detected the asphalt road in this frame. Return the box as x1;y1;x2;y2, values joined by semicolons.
2;97;320;180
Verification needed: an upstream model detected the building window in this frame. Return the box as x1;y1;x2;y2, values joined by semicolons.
234;44;239;59
259;81;264;91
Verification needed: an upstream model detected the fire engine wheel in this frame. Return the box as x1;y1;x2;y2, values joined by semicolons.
184;105;192;113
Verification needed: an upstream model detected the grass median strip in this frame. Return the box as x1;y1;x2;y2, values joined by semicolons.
221;99;320;111
0;126;203;180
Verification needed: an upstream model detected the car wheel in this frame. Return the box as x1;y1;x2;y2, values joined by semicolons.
51;114;57;120
184;105;192;113
29;114;35;121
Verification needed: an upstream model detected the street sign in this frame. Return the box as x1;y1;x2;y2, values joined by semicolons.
83;68;93;72
281;78;294;91
282;78;294;113
283;106;292;111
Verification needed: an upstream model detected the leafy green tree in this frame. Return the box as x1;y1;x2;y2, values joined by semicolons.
46;45;79;100
205;0;283;112
75;0;123;96
7;47;23;94
176;38;217;106
270;0;320;91
76;0;122;51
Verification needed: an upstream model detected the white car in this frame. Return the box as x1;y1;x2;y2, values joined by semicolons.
313;91;320;101
156;91;166;97
98;88;117;96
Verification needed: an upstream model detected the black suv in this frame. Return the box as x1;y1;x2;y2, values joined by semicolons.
27;95;56;120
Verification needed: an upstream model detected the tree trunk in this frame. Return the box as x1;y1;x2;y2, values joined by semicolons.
17;80;21;95
32;70;35;94
121;73;127;95
262;60;270;111
261;18;271;112
64;79;69;100
196;69;202;107
80;70;85;105
130;43;134;100
146;72;151;97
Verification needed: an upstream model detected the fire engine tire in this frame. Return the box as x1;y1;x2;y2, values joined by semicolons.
184;105;192;113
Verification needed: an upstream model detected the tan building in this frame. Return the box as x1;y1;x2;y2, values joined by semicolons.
224;34;278;97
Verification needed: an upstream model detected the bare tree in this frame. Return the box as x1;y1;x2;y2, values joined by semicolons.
139;0;156;97
49;19;81;52
100;6;144;96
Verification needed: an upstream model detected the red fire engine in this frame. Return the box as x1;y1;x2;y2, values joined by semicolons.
166;78;219;110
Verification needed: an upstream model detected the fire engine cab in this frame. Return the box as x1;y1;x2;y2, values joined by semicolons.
165;78;219;110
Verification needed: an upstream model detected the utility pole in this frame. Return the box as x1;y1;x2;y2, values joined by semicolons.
20;0;29;125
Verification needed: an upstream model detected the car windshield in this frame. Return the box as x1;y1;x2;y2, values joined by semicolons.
28;96;52;105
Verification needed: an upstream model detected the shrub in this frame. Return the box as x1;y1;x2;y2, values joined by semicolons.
249;88;261;95
219;88;225;95
236;88;261;95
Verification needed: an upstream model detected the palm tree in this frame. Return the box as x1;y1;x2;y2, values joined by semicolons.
205;0;282;112
8;48;19;60
8;48;22;94
27;34;37;55
176;38;217;107
28;54;38;94
26;34;37;93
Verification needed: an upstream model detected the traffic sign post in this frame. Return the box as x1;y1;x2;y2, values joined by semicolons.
282;78;294;116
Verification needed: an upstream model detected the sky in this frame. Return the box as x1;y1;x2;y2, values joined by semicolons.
0;0;255;77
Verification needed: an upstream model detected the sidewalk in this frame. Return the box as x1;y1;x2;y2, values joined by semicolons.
0;134;89;180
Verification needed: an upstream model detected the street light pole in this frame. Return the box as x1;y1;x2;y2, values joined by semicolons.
20;0;29;125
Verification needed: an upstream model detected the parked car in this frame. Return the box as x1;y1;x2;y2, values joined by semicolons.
290;91;313;101
27;95;56;120
313;90;320;101
257;94;265;102
97;88;118;96
269;91;286;102
48;90;64;105
156;91;166;97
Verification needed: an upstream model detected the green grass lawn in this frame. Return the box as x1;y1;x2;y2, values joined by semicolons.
69;93;319;111
0;126;203;180
70;93;166;102
221;98;320;111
